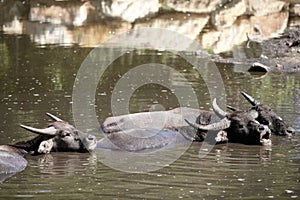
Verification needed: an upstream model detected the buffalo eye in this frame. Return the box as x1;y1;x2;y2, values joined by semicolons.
238;124;244;129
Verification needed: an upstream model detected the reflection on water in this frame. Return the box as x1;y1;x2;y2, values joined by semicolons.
1;0;300;52
0;32;299;199
0;140;299;199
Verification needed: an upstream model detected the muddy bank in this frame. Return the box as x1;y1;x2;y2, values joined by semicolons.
207;26;300;74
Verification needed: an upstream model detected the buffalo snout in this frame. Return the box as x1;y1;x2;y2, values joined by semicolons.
258;125;271;146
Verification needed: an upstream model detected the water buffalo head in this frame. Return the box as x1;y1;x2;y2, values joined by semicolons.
20;113;97;154
241;92;295;136
185;99;271;145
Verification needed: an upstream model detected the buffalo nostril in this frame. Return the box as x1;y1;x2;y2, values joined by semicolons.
287;127;295;134
262;131;270;139
258;125;265;131
88;135;96;140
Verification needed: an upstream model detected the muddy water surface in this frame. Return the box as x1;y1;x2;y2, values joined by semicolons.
0;33;299;199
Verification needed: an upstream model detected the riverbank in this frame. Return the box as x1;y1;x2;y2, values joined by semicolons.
208;26;300;74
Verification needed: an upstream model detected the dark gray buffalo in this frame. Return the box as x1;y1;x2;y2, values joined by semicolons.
185;99;271;145
240;92;295;136
17;113;97;154
0;113;97;177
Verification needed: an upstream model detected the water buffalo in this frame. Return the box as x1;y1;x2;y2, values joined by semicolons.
101;107;202;133
97;128;192;151
99;106;219;151
18;113;97;154
241;92;295;136
185;99;271;145
0;113;97;179
101;98;271;147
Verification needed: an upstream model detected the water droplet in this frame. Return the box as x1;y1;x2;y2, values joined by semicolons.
275;153;286;157
285;190;294;194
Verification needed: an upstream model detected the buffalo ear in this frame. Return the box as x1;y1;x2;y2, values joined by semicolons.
249;110;259;119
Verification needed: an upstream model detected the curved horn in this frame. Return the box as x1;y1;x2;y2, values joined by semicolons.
20;124;57;135
212;98;227;119
46;113;63;122
185;118;231;131
241;91;260;106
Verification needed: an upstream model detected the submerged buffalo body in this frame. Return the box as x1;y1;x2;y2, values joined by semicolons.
0;145;28;183
97;128;192;151
0;145;28;174
101;107;202;133
98;107;202;151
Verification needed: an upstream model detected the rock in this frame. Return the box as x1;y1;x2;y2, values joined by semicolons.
3;17;23;34
72;22;131;47
248;0;288;16
29;1;99;26
201;8;290;53
101;0;159;22
250;12;289;38
0;1;29;24
291;4;300;16
275;64;283;69
248;62;270;72
200;18;252;53
214;0;247;28
23;20;131;47
134;13;209;40
161;0;223;13
248;62;270;79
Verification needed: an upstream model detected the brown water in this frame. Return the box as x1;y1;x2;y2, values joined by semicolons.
0;32;299;199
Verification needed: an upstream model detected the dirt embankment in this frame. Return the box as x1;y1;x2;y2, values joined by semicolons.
211;26;300;74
